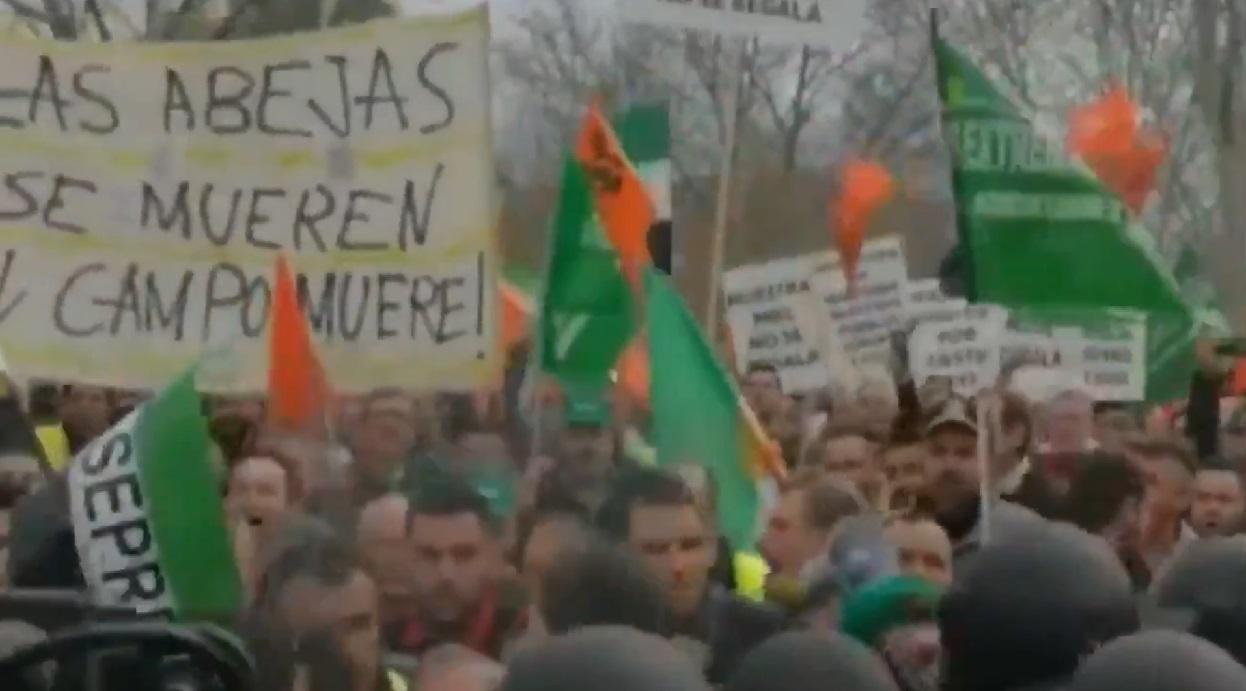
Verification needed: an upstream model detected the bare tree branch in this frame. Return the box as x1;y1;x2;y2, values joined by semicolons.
0;0;48;23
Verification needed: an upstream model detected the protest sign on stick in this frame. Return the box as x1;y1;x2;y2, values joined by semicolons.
908;306;1008;396
810;236;909;367
0;1;496;393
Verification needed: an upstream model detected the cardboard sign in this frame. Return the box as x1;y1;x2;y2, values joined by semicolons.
0;2;497;392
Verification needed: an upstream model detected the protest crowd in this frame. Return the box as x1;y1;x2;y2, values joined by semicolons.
3;1;1246;691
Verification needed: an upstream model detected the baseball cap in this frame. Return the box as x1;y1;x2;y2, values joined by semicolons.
564;384;611;427
840;574;943;647
925;396;978;436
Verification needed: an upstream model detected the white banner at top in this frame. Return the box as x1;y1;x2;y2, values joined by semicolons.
618;0;867;50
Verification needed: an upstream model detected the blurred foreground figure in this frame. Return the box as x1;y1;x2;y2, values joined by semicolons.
501;626;710;691
939;524;1138;691
1067;631;1246;691
414;644;504;691
841;576;943;691
1151;537;1246;664
725;631;898;691
254;521;394;691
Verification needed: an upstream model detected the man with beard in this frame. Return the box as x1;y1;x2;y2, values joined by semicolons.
921;397;1044;570
397;475;523;660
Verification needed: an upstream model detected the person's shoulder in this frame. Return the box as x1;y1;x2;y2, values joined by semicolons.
992;500;1048;534
717;588;787;634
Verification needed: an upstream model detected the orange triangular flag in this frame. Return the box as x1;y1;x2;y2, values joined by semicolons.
575;103;655;283
268;255;330;434
500;279;534;352
615;333;650;407
833;159;894;296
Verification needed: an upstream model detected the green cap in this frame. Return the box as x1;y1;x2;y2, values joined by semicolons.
840;575;943;648
563;384;611;427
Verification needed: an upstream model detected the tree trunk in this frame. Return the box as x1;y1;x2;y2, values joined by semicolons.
1195;0;1246;328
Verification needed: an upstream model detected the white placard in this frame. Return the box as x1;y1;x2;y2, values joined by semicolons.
618;0;867;51
909;305;1008;396
811;236;909;367
904;278;967;325
723;254;828;393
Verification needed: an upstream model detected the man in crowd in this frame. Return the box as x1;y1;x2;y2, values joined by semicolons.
811;422;883;507
1127;436;1197;573
880;436;926;511
357;494;421;642
922;397;1044;569
254;521;396;691
1042;388;1097;455
742;363;786;432
519;506;593;618
1189;460;1245;538
536;389;621;516
600;467;783;683
398;475;523;659
759;472;862;596
883;514;953;588
59;384;113;457
349;389;420;508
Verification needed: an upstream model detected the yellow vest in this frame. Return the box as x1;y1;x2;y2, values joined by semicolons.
387;670;408;691
733;551;769;602
36;424;71;472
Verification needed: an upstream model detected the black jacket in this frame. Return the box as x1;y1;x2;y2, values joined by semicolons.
673;586;785;684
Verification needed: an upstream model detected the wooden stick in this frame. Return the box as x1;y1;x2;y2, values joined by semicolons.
705;38;746;339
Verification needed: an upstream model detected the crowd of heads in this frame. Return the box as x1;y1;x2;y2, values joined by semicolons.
1;350;1246;691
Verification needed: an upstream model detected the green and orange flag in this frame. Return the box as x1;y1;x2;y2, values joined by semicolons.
540;104;670;394
645;268;781;550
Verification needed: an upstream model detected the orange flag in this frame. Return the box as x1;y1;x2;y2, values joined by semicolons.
615;333;651;407
268;255;330;434
499;279;534;352
833;159;895;296
575;103;655;283
1068;84;1167;214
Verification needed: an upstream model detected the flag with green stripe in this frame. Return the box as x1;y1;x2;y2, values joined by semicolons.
934;37;1199;401
646;268;773;550
69;370;242;620
539;103;670;392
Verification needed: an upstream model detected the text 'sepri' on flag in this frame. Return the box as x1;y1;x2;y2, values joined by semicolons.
69;371;242;620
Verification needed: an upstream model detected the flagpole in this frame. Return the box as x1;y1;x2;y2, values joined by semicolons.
705;37;746;341
976;394;993;544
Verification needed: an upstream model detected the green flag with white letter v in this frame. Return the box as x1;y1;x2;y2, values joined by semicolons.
68;370;242;620
934;37;1199;401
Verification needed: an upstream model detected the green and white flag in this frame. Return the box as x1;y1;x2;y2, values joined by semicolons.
934;37;1200;401
69;371;242;620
